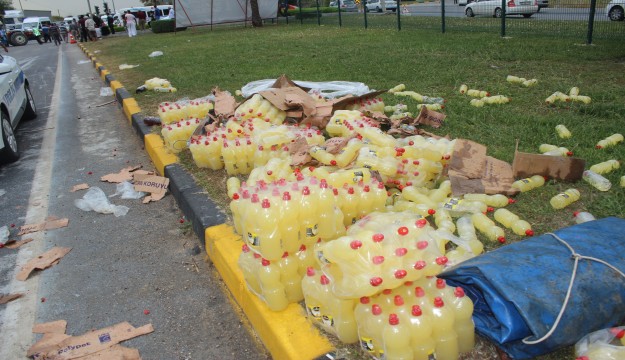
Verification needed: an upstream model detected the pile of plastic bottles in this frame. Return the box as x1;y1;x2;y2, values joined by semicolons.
158;96;214;125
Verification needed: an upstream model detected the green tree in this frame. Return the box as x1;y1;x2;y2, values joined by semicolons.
0;0;14;12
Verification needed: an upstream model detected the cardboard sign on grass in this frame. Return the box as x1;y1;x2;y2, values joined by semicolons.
512;144;585;181
416;106;446;128
448;139;517;196
133;173;169;195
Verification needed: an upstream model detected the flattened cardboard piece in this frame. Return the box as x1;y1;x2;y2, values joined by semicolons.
324;137;350;155
18;218;69;236
284;91;316;118
512;149;585;181
131;170;155;177
142;192;166;204
43;322;154;360
213;89;237;117
70;184;89;192
33;320;68;334
29;333;72;357
270;74;309;91
260;87;312;112
0;293;23;304
331;91;387;110
289;137;312;166
133;174;169;195
448;139;487;179
449;139;517;196
73;345;141;360
100;165;142;183
16;247;72;281
6;237;33;249
416;106;446;128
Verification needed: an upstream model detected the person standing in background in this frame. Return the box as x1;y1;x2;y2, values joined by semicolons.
60;23;69;43
78;15;89;42
106;12;116;34
49;22;62;45
41;23;51;43
85;15;97;41
69;19;79;42
125;11;137;37
136;10;147;31
153;1;162;21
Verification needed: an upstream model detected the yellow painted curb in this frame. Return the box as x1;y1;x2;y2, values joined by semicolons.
100;69;109;81
95;62;102;69
122;98;140;123
144;134;178;175
110;80;124;93
205;224;334;360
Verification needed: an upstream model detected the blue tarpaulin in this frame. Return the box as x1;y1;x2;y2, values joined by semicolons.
441;217;625;359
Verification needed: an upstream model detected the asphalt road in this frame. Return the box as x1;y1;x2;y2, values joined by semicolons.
0;41;268;360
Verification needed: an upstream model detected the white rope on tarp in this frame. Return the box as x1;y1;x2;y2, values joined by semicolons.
522;232;625;345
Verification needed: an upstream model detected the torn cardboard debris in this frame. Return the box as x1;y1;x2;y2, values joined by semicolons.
4;238;34;249
213;88;237;117
133;174;169;195
18;218;69;236
73;345;141;360
29;332;72;358
70;184;89;192
416;107;446;128
27;322;154;360
100;165;142;183
289;137;312;167
142;192;166;204
448;139;518;196
0;293;23;305
33;320;68;334
512;145;585;181
17;247;72;281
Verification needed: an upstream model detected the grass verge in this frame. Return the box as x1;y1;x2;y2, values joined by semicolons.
84;24;624;360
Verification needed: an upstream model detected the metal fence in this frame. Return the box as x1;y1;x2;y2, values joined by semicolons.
278;0;624;43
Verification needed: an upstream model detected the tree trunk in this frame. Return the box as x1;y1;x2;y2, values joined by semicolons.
251;0;263;27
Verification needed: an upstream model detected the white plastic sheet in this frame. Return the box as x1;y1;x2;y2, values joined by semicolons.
148;51;164;58
240;79;373;99
74;187;129;217
110;181;146;200
100;87;114;97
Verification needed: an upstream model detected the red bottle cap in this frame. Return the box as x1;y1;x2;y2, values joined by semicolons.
394;295;404;306
416;219;428;228
306;267;315;276
414;261;426;270
397;226;409;236
302;187;310;196
417;241;429;249
394;269;407;279
428;209;436;215
320;275;330;285
242;244;249;252
360;296;370;304
436;256;448;265
348;187;355;195
388;314;399;325
525;229;534;236
232;193;240;200
261;199;270;209
455;287;465;298
497;236;506;244
412;305;422;316
395;248;408;256
282;192;291;201
372;256;385;265
436;278;446;289
370;277;383;287
261;259;270;266
434;297;444;308
282;252;289;258
372;233;384;242
372;304;382;315
383;289;393;295
414;286;426;297
350;240;363;250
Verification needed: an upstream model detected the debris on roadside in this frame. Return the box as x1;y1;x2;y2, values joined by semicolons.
100;165;143;183
70;183;90;192
16;247;72;281
4;238;34;249
18;218;69;236
0;293;24;305
118;63;140;70
28;320;153;360
74;187;129;217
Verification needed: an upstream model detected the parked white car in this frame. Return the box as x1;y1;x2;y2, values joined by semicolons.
465;0;538;17
0;55;37;164
365;0;399;12
606;0;624;21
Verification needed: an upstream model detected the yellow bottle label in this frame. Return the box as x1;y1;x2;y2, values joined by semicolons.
321;314;334;327
443;198;461;210
352;171;365;183
360;337;375;353
307;305;322;319
247;232;260;247
306;224;319;238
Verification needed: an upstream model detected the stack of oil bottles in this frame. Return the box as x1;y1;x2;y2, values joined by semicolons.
154;83;624;359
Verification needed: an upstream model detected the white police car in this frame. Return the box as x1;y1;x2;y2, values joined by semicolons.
0;54;37;164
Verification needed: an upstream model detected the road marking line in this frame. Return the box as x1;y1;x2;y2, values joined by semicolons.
0;47;63;359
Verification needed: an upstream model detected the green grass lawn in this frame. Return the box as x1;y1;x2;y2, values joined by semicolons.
84;24;624;360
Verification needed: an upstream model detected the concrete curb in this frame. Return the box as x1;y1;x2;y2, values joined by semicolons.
76;44;335;360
